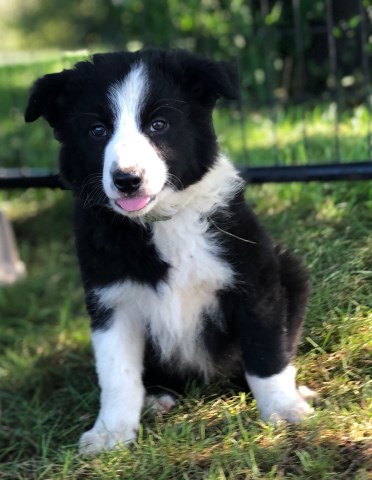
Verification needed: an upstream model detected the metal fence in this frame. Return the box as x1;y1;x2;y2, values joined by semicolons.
0;0;371;189
235;0;372;182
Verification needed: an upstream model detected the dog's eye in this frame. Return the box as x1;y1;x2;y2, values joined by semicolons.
90;124;107;138
150;119;168;132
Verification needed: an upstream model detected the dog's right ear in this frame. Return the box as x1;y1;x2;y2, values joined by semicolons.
25;69;74;127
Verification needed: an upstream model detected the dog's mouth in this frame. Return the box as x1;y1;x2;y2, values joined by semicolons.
115;195;155;213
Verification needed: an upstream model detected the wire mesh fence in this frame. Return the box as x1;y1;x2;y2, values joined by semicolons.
232;0;372;182
0;0;371;188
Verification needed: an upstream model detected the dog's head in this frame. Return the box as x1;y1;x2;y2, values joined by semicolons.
25;49;239;219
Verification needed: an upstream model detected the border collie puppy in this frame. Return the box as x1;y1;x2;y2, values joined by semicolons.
25;48;314;454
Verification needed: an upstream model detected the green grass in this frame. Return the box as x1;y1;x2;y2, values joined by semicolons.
0;181;371;479
0;52;371;479
215;104;371;166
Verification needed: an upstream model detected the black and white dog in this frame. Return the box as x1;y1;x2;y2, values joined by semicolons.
25;48;314;454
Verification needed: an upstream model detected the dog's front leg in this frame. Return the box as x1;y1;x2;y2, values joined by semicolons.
79;309;145;454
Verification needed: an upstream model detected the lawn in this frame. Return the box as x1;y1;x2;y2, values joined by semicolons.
0;54;371;479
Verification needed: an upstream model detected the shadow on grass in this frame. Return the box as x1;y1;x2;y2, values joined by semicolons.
0;191;82;342
1;344;370;480
11;189;74;245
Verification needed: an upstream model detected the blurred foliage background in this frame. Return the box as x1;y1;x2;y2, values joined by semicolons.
1;0;370;101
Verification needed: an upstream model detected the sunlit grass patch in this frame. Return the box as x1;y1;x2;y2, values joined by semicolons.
216;103;370;166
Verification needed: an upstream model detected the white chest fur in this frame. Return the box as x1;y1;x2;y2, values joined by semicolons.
96;209;234;377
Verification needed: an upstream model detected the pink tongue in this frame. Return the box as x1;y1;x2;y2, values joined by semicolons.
116;196;151;212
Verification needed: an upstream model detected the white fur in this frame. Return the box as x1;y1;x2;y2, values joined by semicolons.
144;394;177;414
103;62;168;217
79;308;145;454
151;211;234;373
245;365;314;423
95;162;238;375
151;154;243;220
80;158;241;453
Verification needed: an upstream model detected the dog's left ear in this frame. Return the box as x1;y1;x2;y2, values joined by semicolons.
170;51;240;106
25;69;75;127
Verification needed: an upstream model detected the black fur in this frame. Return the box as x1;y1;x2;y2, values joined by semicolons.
25;48;309;393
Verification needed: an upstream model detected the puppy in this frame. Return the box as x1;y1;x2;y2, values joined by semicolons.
25;48;313;454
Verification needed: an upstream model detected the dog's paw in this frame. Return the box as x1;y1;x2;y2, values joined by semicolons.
298;385;318;401
144;393;177;414
79;425;138;455
259;388;315;424
246;366;316;425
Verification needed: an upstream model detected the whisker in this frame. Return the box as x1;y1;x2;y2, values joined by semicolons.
150;104;185;117
152;98;187;108
79;173;106;207
208;216;257;245
166;173;184;190
79;175;101;198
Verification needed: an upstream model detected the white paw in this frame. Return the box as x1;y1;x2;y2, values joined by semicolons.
79;424;138;455
259;389;314;424
298;385;318;400
144;393;177;414
246;365;316;425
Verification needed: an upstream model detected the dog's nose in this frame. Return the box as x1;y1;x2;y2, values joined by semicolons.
112;171;142;194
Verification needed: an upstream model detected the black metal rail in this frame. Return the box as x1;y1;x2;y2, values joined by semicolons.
0;169;63;189
1;163;371;190
240;163;372;184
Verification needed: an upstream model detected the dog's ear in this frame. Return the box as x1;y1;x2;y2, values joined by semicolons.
169;50;240;106
25;69;75;127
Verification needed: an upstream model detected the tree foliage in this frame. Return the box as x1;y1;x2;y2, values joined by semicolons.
3;0;370;101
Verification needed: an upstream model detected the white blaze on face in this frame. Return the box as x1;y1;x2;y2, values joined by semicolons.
103;62;168;215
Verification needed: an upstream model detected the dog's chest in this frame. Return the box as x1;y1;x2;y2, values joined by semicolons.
152;213;233;371
97;212;234;375
153;212;232;295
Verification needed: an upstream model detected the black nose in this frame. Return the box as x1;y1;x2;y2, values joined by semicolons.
112;171;142;194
